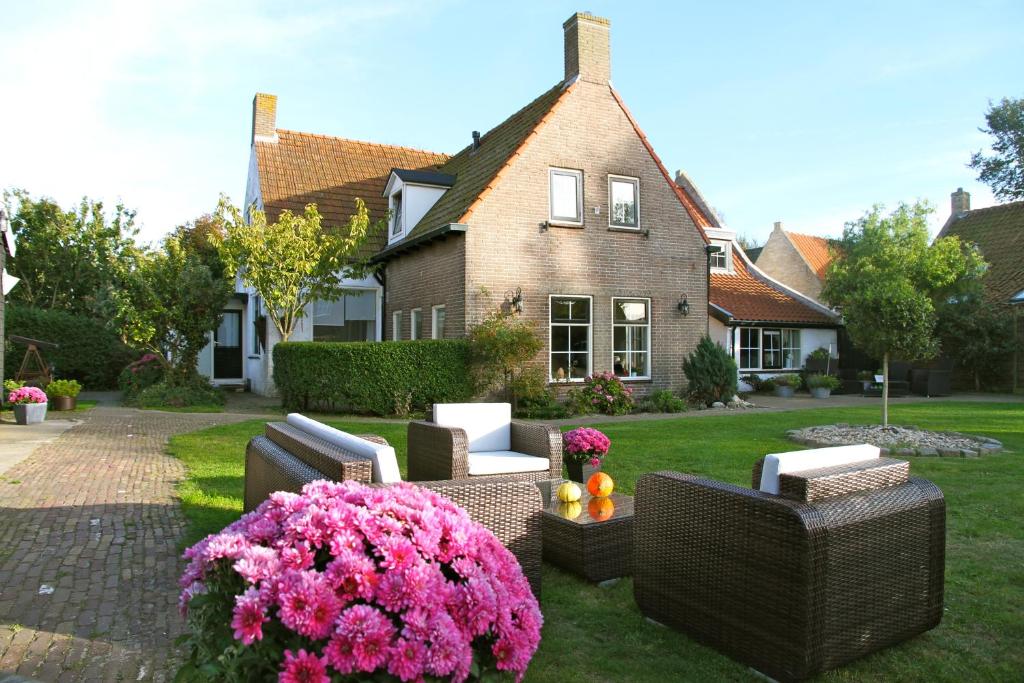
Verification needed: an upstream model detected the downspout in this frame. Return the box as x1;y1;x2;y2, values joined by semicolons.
374;266;386;341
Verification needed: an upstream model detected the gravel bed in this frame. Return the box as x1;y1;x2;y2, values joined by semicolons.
787;424;1003;458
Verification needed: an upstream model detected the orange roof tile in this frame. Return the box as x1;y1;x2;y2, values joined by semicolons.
785;231;834;281
254;131;449;254
711;254;837;325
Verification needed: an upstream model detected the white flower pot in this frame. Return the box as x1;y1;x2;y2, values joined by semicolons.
773;386;795;398
810;387;832;399
13;402;48;425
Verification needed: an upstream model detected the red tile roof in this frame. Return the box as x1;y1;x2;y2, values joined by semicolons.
785;231;834;281
254;130;449;253
711;251;838;325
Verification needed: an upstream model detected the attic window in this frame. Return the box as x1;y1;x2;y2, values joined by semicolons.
609;175;639;228
710;240;731;272
391;191;403;237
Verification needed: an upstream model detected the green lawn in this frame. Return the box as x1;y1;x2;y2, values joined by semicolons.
167;402;1024;681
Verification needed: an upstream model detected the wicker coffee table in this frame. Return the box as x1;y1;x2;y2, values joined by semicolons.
540;490;634;582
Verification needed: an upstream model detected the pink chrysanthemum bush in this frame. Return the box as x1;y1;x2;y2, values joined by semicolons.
177;480;542;682
6;386;48;405
562;427;611;467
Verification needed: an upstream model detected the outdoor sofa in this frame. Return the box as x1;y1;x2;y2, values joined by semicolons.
633;445;945;681
243;414;543;595
407;403;562;482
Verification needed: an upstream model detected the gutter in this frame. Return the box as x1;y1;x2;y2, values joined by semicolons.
370;223;468;264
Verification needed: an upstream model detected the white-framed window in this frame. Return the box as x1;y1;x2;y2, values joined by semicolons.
251;295;263;354
612;297;650;378
431;305;446;339
738;327;802;371
608;175;639;229
312;291;377;342
410;308;422;340
392;311;402;341
549;295;591;381
549;168;583;224
390;191;403;237
710;240;731;272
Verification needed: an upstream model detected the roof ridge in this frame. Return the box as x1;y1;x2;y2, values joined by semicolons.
273;128;449;159
784;229;834;241
960;199;1024;216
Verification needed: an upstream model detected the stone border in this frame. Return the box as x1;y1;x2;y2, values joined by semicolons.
786;424;1004;458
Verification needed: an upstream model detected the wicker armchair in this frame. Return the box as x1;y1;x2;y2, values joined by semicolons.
407;403;562;482
633;458;945;682
244;422;543;596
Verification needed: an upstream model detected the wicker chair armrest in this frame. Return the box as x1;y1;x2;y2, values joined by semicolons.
510;421;563;478
778;457;909;502
407;421;469;481
264;422;373;485
244;436;324;512
355;433;389;446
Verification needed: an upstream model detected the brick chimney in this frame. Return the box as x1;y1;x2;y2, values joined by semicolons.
251;93;278;144
563;12;611;85
773;221;784;232
950;187;970;216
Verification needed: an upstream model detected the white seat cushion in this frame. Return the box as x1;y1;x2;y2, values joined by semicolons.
433;403;511;453
759;444;880;495
467;450;550;476
286;413;402;484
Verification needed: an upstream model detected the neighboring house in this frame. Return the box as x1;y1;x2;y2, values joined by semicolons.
202;13;713;396
703;223;843;384
937;188;1024;391
754;221;837;302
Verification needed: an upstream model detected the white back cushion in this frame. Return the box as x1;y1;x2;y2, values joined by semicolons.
286;413;401;484
759;444;880;495
467;451;550;476
433;403;511;453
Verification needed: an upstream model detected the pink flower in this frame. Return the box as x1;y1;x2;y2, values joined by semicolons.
388;638;427;682
324;604;396;674
233;545;281;584
6;386;47;405
277;570;340;640
231;587;268;645
279;649;329;683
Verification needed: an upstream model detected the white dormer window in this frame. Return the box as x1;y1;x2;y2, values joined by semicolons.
710;240;732;272
391;191;403;237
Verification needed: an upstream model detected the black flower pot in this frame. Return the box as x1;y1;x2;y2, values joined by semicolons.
565;459;601;484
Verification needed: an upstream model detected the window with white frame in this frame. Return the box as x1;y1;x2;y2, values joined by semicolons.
549;168;583;224
710;240;731;271
609;175;639;229
431;305;446;339
251;295;263;354
312;291;377;342
612;298;650;378
550;296;591;381
410;308;422;340
390;191;403;237
738;327;802;370
392;311;402;341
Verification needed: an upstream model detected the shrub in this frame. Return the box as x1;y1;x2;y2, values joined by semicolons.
45;379;82;398
566;372;634;416
637;389;687;413
135;377;223;409
177;480;542;681
805;373;841;390
808;347;831;362
682;335;738;406
773;373;803;389
468;310;542;409
511;368;568;419
4;305;135;389
274;341;472;415
3;379;25;392
118;353;165;399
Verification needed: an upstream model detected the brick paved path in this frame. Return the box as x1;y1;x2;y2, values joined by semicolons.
0;407;253;682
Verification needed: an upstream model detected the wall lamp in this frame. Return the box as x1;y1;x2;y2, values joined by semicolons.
677;294;690;316
505;287;524;314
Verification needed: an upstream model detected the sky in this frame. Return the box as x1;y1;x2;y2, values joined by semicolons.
1;0;1021;246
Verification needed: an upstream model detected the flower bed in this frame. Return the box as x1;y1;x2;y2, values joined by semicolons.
788;424;1003;457
178;480;542;682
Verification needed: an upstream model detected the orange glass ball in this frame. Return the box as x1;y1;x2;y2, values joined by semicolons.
587;496;615;522
586;471;614;497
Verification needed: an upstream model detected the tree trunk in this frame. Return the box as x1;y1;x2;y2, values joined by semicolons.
882;352;889;427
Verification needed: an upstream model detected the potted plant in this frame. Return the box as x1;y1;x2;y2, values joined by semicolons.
857;370;874;391
46;379;82;411
772;374;802;398
7;386;49;425
804;347;832;374
562;426;610;483
806;373;840;399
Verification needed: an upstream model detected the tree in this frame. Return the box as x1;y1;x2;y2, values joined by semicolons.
735;234;761;253
682;335;738;406
4;190;141;316
109;228;232;384
822;202;985;425
468;308;543;409
969;96;1024;201
938;295;1018;391
215;199;379;343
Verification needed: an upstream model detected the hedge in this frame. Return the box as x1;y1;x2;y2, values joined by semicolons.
273;340;473;415
4;305;136;389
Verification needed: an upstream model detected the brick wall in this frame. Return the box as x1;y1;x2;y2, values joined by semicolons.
755;229;823;300
384;236;465;341
563;12;611;84
459;79;708;395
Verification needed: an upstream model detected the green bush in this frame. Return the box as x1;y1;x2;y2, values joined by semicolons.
4;305;135;388
805;373;841;390
773;373;803;389
511;368;569;419
273;340;473;415
45;379;82;398
565;372;634;416
682;335;738;406
637;389;687;413
136;377;224;409
118;354;166;399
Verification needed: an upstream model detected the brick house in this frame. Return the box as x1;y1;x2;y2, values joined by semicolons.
753;221;837;303
937;188;1024;391
202;12;715;396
